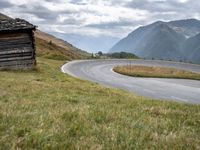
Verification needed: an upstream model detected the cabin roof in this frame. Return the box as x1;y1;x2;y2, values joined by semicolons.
0;18;36;32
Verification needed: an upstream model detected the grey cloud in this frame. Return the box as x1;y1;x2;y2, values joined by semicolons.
127;0;200;15
0;0;13;8
70;0;88;5
16;3;82;25
127;0;186;12
85;19;144;29
59;18;85;25
18;5;58;20
124;0;200;25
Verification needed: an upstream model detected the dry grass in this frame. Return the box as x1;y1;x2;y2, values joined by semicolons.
35;30;90;60
113;65;200;80
35;30;91;61
35;37;86;61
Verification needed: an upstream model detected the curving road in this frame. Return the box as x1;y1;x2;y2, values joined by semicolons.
62;59;200;104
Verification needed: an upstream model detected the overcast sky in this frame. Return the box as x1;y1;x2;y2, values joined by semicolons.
1;0;200;52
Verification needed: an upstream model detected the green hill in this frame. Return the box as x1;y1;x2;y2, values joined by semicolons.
35;30;90;60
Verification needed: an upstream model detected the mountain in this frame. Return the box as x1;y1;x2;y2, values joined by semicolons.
168;19;200;38
182;33;200;63
111;21;186;61
0;12;90;60
110;19;200;63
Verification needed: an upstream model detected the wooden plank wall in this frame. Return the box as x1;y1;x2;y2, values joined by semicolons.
0;31;36;70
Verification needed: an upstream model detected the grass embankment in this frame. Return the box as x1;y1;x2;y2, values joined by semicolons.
113;65;200;80
0;58;200;149
35;37;84;61
35;36;91;61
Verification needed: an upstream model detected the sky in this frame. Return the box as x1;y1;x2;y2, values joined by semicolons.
1;0;200;52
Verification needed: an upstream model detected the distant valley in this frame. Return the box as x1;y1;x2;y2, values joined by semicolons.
110;19;200;64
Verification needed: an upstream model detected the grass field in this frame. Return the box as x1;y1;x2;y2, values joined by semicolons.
0;58;200;149
113;65;200;80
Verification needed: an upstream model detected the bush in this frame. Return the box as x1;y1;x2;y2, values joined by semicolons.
108;52;139;59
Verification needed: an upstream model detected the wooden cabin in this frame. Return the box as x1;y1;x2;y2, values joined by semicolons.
0;18;36;70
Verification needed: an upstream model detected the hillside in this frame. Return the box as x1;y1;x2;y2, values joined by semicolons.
110;19;200;63
182;33;200;63
35;30;90;60
168;19;200;38
111;21;186;61
0;57;200;149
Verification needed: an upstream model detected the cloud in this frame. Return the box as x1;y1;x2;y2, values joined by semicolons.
1;0;199;52
1;0;149;36
126;0;200;21
0;0;13;8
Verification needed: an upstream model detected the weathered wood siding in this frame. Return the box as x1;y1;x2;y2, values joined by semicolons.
0;31;36;69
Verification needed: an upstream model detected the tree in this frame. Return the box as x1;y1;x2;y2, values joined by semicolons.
98;51;103;56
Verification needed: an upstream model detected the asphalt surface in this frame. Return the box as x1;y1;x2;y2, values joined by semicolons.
62;59;200;104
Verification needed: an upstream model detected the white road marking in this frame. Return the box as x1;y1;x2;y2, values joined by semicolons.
61;59;200;104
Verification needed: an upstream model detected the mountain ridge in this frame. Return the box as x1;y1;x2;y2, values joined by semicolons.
182;33;200;63
110;18;200;64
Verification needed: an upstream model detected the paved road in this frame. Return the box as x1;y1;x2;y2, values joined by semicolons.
62;59;200;104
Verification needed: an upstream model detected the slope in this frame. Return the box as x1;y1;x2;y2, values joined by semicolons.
111;22;186;61
168;19;200;38
35;30;90;60
182;33;200;63
110;19;200;63
0;57;200;149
